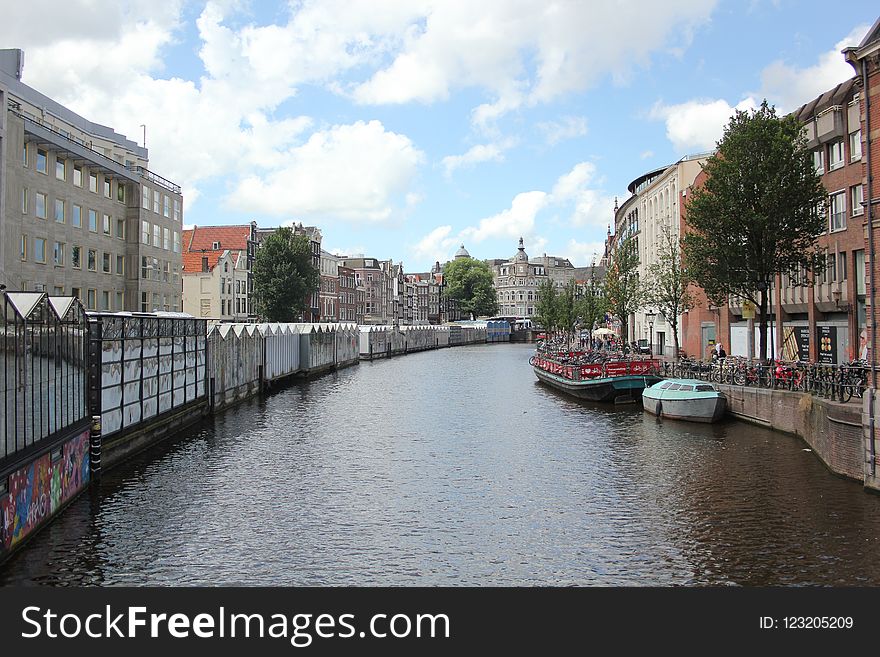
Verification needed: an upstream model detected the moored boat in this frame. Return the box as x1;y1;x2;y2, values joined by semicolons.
642;378;726;423
530;353;662;403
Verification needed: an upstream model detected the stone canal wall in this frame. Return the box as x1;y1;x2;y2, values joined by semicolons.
720;384;868;486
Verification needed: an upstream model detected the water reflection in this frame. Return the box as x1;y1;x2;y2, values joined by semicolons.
2;343;880;586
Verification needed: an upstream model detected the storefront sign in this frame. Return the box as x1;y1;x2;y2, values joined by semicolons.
817;326;837;364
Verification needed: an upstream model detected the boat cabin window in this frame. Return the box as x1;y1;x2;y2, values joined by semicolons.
678;385;694;391
666;383;681;390
658;382;673;389
695;385;715;392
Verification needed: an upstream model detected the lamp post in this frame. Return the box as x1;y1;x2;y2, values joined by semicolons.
645;310;656;357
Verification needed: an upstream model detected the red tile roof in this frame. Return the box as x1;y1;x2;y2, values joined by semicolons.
185;225;251;252
182;252;223;273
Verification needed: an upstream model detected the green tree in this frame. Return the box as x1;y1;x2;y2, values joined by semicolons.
557;280;578;335
645;227;696;359
682;100;827;362
442;258;498;319
252;228;319;322
533;279;558;331
574;269;609;337
603;235;644;343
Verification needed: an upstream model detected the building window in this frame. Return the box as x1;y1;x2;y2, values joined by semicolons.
88;249;97;271
141;256;149;279
142;187;151;210
53;241;64;266
827;253;836;282
850;130;862;162
55;198;65;223
73;166;82;187
100;291;110;311
142;221;150;245
163;261;170;282
55;158;66;181
163;227;170;250
87;289;97;310
813;149;824;174
89;172;98;193
828;140;844;170
103;178;112;198
21;187;28;214
34;238;47;263
163;195;170;218
852;185;864;216
73;204;82;228
36;149;47;173
839;252;847;281
153;224;160;247
35;192;47;219
116;218;125;239
72;245;81;269
173;231;180;253
116;292;124;310
117;184;125;203
829;192;846;231
153;191;161;214
22;143;28;166
53;286;64;296
116;254;125;275
141;292;148;312
102;213;111;236
20;235;27;261
89;209;98;232
72;287;82;301
174;199;180;222
102;252;111;274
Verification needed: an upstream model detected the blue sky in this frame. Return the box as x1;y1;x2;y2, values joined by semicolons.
2;1;875;271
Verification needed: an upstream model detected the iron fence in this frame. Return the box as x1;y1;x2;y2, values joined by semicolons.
1;292;88;466
662;358;868;403
89;313;208;437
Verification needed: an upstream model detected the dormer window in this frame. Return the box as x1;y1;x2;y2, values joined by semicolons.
201;257;209;272
213;241;220;249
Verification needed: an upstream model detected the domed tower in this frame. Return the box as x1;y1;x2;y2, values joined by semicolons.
454;244;471;259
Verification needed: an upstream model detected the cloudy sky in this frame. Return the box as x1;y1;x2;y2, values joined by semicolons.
2;1;874;270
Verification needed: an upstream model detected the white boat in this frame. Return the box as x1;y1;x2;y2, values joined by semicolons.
642;378;726;423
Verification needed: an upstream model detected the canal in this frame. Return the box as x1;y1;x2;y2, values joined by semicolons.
2;342;880;586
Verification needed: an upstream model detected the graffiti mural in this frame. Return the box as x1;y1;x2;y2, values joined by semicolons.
1;429;90;551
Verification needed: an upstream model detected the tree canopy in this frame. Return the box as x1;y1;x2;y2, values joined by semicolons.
252;228;319;322
682;100;828;361
533;279;558;330
442;258;499;319
603;235;644;343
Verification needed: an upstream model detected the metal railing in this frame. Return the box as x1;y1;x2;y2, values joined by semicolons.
662;357;867;403
1;292;89;467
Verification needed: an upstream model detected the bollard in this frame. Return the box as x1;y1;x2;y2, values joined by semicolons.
89;414;102;479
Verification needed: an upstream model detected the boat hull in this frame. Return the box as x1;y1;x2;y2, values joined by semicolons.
642;391;727;423
533;366;661;403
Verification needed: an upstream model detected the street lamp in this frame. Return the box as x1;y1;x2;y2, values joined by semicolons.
645;310;656;357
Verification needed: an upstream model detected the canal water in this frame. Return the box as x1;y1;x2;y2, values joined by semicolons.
3;343;880;586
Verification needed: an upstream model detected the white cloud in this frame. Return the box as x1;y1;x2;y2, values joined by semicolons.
563;239;607;267
640;150;655;159
460;191;548;243
649;97;758;153
758;25;870;112
350;0;717;125
227;120;425;222
550;162;617;229
536;116;588;145
441;138;517;177
411;225;459;265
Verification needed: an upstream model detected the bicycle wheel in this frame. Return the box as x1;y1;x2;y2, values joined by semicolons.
733;369;746;386
838;378;853;403
760;370;773;388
